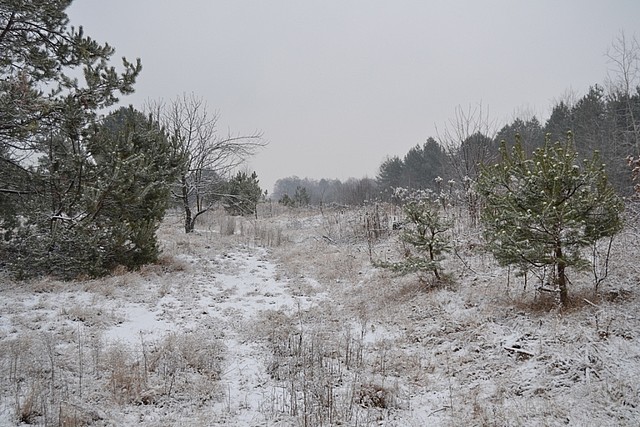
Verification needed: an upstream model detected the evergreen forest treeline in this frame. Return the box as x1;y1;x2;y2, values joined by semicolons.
274;84;639;205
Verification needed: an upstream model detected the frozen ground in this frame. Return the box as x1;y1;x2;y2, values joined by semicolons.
0;205;639;426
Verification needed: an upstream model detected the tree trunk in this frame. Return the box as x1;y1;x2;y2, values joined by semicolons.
181;176;194;233
428;238;440;281
184;206;193;233
555;244;569;307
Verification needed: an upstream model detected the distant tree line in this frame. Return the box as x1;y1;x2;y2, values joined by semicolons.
377;137;449;200
377;85;638;198
273;176;378;207
375;33;640;198
274;82;639;207
275;51;640;208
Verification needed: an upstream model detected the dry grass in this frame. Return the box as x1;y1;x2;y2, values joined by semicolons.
0;202;638;425
264;203;640;426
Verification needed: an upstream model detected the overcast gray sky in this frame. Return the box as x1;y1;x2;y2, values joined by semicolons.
67;1;640;193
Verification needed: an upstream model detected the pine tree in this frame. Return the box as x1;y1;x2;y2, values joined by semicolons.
376;156;404;197
375;189;451;284
82;107;183;269
477;133;624;306
0;3;183;278
223;171;262;216
0;1;140;160
293;186;310;207
8;107;181;278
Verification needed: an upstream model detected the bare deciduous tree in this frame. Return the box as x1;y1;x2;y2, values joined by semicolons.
436;103;497;225
436;102;497;181
148;93;265;233
605;30;640;154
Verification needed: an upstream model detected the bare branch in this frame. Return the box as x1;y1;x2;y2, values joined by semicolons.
0;188;31;195
145;92;266;232
604;30;640;153
0;11;16;45
436;102;497;180
605;30;640;97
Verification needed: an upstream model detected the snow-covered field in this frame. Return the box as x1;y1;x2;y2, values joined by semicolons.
0;204;639;426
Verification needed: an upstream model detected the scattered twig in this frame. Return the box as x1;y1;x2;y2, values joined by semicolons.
453;246;477;275
536;285;560;293
583;298;599;308
428;406;451;417
322;235;336;244
503;346;535;358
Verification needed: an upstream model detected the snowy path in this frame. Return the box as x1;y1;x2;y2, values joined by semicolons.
103;246;325;424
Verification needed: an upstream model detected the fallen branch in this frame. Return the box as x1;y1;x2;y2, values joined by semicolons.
583;298;598;308
322;235;335;244
428;406;450;417
503;346;534;358
536;285;559;293
0;188;31;195
453;246;477;274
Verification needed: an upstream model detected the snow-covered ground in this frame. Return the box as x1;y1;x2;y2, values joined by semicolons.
0;205;639;426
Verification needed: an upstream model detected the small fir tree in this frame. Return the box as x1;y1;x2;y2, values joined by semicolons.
223;171;262;216
376;189;451;284
278;186;310;207
293;186;310;207
477;133;624;306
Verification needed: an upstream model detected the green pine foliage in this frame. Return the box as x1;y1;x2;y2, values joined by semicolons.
279;186;310;207
223;171;262;216
0;1;140;152
375;189;452;284
7;108;181;278
477;133;624;306
0;2;186;278
83;107;183;268
376;138;449;199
